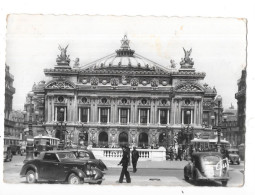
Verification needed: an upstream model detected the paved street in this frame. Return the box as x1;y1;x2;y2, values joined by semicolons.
3;155;244;186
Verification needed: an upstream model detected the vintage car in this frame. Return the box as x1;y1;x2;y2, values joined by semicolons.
20;151;104;184
4;146;13;162
68;149;107;171
225;148;241;165
184;152;229;186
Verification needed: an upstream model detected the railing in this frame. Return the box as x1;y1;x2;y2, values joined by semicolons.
90;147;166;161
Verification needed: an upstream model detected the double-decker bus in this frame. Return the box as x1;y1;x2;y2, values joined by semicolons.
34;135;60;156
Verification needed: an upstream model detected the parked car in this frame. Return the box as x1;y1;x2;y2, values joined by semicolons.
68;149;107;171
4;146;13;162
20;151;104;184
225;148;241;165
184;152;229;186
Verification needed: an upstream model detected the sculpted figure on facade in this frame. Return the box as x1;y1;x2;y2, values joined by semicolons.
180;48;194;67
57;45;70;63
170;59;177;68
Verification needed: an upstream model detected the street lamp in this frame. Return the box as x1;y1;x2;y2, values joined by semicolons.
216;95;222;152
211;115;215;127
57;108;67;150
24;91;34;163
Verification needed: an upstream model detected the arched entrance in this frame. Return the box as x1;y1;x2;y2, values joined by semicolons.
158;133;165;146
55;130;65;142
98;131;108;147
119;132;128;147
138;132;148;148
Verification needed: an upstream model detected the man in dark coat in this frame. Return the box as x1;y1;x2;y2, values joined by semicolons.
131;147;139;173
118;146;131;183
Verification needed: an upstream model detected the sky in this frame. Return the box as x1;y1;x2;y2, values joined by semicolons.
5;15;246;111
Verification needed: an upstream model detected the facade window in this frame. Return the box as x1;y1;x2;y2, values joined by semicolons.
203;112;209;127
160;109;168;124
81;108;89;122
140;108;149;124
120;108;128;124
100;108;109;123
183;109;192;124
56;107;66;121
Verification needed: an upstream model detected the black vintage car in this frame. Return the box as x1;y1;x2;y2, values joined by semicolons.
184;152;229;186
20;151;104;184
225;149;241;165
68;149;107;171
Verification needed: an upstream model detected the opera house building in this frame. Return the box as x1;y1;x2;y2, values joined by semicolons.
27;35;221;149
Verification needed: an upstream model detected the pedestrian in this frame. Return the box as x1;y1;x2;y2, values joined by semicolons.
131;147;140;173
118;146;131;183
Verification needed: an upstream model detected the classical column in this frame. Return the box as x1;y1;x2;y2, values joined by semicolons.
167;109;170;125
194;100;197;125
64;107;67;121
138;109;140;124
98;108;101;123
173;99;176;124
54;107;57;122
158;109;160;125
181;110;184;124
118;108;121;124
191;110;193;124
127;109;130;124
87;108;90;123
107;108;110;124
147;109;150;125
78;108;81;122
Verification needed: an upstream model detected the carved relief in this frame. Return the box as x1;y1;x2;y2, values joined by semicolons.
110;78;119;86
90;77;99;86
46;81;75;89
151;78;159;87
176;83;202;92
130;78;139;86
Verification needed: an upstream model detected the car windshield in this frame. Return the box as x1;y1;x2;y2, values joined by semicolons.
57;152;76;159
229;151;238;154
202;155;221;165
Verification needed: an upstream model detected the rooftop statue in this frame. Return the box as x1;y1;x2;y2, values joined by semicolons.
57;44;70;64
73;58;80;68
180;48;194;67
170;59;176;68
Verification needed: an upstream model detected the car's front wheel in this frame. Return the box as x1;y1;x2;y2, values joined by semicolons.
68;173;82;184
26;170;36;183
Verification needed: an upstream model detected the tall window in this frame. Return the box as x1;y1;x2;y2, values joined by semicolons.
203;112;209;127
120;108;128;124
160;109;167;124
100;108;108;123
81;108;89;122
56;107;66;121
140;108;149;124
183;110;191;124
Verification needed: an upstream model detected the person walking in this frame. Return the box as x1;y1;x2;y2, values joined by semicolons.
118;146;131;183
131;147;140;173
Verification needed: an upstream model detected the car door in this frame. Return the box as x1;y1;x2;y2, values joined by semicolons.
39;153;61;181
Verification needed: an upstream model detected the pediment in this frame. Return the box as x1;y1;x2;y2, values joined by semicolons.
45;79;76;89
175;82;204;93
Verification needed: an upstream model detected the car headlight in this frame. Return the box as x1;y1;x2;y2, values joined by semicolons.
86;170;92;175
92;169;97;175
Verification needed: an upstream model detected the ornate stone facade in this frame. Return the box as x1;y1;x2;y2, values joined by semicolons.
28;36;220;148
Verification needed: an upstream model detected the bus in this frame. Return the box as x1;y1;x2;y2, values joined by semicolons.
4;137;22;155
191;138;230;152
34;135;60;156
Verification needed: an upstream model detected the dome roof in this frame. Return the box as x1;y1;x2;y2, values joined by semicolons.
80;35;170;72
